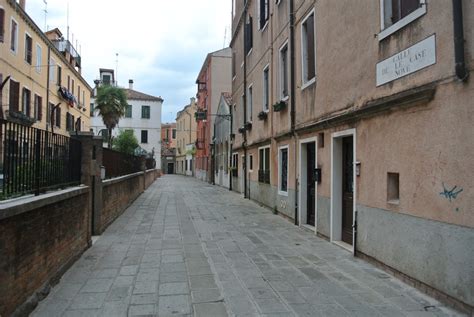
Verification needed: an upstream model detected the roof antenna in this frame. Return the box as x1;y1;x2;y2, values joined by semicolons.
43;0;48;31
223;27;227;48
66;1;69;41
115;53;119;86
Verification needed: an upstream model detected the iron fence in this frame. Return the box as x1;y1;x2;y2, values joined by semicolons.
0;119;82;199
102;148;142;179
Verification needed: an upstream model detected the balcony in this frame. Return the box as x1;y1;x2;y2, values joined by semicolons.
51;39;81;68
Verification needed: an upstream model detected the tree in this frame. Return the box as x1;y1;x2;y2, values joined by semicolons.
113;130;139;155
95;85;128;147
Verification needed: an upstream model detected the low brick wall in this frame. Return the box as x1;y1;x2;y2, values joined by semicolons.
0;187;90;317
101;172;144;233
145;169;159;188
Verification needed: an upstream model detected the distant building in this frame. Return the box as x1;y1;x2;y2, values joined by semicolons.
195;47;232;183
176;98;197;176
0;0;92;135
91;75;163;170
213;93;232;189
160;123;176;174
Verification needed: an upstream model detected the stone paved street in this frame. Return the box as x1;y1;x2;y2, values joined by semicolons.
32;175;464;316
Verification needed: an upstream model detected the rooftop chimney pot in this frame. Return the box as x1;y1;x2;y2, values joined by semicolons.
19;0;25;10
129;79;134;90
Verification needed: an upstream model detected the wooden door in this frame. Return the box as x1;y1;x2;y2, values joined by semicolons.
341;137;353;245
306;142;316;226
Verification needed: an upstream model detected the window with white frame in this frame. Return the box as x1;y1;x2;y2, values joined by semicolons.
279;42;289;100
24;33;32;64
263;66;269;111
379;0;425;40
258;0;269;30
34;94;42;121
36;44;42;73
10;18;18;53
0;7;5;43
278;146;288;194
249;154;253;172
301;10;315;86
258;146;270;184
232;153;238;176
247;85;253;122
49;58;56;84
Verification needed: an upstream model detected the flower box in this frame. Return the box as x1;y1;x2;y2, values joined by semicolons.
257;111;268;120
273;100;287;112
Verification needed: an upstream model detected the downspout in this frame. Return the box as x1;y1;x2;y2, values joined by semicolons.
289;0;298;225
229;103;233;191
243;4;248;199
452;0;468;81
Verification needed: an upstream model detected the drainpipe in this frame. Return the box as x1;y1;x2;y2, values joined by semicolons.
289;0;298;225
243;4;248;199
452;0;468;81
229;104;233;191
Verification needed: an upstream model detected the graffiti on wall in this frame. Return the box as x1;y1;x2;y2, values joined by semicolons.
440;183;463;212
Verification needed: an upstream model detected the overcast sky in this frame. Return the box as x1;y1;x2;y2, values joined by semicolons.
26;0;232;123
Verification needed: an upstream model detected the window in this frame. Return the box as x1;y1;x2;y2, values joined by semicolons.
71;79;75;94
77;86;80;104
36;44;42;73
301;10;316;85
125;104;132;118
263;66;269;111
247;85;253;122
258;146;270;184
24;34;32;64
57;65;62;86
232;52;236;78
66;112;74;131
10;18;18;53
387;172;400;203
279;147;288;194
232;0;236;17
67;75;70;90
90;103;95;116
102;74;111;85
22;88;31;117
34;94;42;121
259;0;269;30
46;103;53;124
55;106;61;128
9;80;20;112
249;154;253;172
244;16;253;55
172;129;176;139
141;130;148;143
0;8;4;43
280;43;289;99
379;0;425;40
142;105;150;119
232;153;239;177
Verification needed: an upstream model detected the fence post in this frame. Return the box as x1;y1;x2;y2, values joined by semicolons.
34;129;41;196
141;155;146;191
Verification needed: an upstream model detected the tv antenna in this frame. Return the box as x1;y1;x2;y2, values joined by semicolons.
43;0;48;31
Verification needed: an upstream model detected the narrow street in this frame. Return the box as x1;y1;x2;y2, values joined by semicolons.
32;176;463;317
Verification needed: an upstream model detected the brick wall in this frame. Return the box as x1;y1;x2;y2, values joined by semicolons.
0;188;90;317
101;172;144;233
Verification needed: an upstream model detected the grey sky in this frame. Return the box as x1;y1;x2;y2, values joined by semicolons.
25;0;232;123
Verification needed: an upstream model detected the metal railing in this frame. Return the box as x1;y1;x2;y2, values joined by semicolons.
0;120;82;199
258;169;270;184
102;148;142;179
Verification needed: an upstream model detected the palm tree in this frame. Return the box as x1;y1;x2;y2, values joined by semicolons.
95;85;128;147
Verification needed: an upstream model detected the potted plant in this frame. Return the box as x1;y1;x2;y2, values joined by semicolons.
257;111;268;120
273;100;287;112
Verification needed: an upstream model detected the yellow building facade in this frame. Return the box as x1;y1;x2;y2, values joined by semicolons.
0;0;91;135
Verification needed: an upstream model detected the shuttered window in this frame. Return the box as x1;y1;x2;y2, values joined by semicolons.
9;80;20;112
10;19;18;52
0;8;4;43
22;88;31;117
391;0;420;24
244;16;253;55
25;34;32;64
302;11;315;84
259;0;269;30
34;94;42;121
55;106;61;128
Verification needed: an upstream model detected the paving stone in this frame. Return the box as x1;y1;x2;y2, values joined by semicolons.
189;275;217;289
159;271;189;283
128;304;156;316
119;265;139;276
159;282;189;295
130;293;158;305
62;309;101;317
191;289;223;303
158;295;191;315
69;292;107;310
133;280;158;294
194;302;228;317
106;286;131;302
80;278;114;293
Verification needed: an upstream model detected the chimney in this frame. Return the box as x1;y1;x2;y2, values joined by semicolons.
19;0;25;10
128;79;134;90
190;97;196;105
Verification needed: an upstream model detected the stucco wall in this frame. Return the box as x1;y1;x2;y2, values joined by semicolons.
357;204;474;307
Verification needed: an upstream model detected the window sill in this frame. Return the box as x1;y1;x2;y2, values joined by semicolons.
301;77;316;91
278;190;288;197
378;6;426;41
260;21;269;32
281;95;289;102
246;48;253;57
387;199;400;205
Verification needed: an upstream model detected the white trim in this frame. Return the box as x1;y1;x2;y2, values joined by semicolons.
247;84;253;123
298;137;318;234
35;43;42;73
330;128;356;255
249;154;254;172
24;31;33;65
378;1;427;41
300;8;316;86
262;64;270;112
279;40;289;101
278;145;289;196
10;17;19;55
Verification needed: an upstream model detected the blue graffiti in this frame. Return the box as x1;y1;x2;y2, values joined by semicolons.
439;183;463;202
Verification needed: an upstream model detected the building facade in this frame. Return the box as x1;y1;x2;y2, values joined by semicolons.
0;0;91;135
195;47;232;182
91;75;163;170
176;97;197;176
231;0;473;312
160;122;176;174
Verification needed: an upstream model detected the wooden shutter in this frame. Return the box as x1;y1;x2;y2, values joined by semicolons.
9;80;20;112
306;14;315;80
25;35;32;64
56;106;61;128
0;9;4;43
401;0;420;18
37;95;43;121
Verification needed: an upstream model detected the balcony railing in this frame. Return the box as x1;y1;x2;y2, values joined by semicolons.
51;39;81;68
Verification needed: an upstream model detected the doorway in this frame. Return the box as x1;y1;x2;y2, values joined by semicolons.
331;129;356;251
298;138;317;232
167;163;175;174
